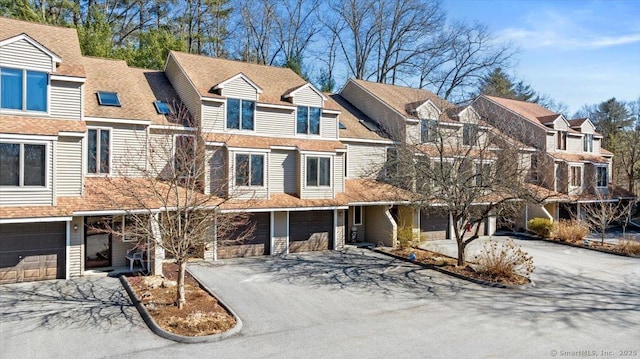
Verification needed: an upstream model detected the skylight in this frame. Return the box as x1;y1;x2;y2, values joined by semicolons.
360;119;379;132
97;91;120;107
154;100;172;115
339;122;347;130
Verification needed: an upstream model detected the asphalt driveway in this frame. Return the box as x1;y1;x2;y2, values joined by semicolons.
1;238;639;358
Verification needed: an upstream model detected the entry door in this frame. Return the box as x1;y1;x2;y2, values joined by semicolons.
85;217;112;269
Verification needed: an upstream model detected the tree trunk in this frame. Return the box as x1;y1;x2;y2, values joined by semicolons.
176;260;187;309
456;238;466;267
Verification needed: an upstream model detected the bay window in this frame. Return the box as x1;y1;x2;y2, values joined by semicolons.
235;153;264;186
306;156;330;186
596;166;608;187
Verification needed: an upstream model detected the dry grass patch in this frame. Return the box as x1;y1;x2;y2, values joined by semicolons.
617;240;640;255
126;263;236;337
552;220;590;243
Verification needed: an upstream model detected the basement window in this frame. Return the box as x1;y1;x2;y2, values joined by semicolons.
97;91;121;107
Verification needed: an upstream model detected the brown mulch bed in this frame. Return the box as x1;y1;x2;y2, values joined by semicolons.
386;247;530;286
125;262;236;337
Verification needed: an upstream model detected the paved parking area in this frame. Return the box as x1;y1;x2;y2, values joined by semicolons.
1;238;639;358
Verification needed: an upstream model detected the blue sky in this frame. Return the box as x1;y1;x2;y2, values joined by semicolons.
444;0;640;114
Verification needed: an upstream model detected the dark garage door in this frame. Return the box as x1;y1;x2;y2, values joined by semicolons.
0;222;66;284
421;210;449;240
217;213;270;259
289;211;333;252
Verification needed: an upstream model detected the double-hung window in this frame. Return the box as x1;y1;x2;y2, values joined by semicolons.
235;153;264;186
306;156;330;186
570;166;582;187
557;131;567;150
226;98;255;130
583;134;593;152
0;142;46;187
463;124;479;146
475;163;491;186
297;106;321;135
1;67;48;112
421;119;437;143
87;128;110;174
596;166;608;187
174;135;196;177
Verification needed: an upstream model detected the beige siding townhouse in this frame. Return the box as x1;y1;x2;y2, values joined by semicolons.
339;79;507;240
164;52;351;259
0;17;189;283
472;95;634;228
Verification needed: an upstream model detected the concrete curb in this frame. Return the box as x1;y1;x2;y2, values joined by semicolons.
119;271;243;344
372;248;532;289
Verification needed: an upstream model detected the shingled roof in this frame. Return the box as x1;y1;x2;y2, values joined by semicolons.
349;79;457;121
0;16;85;77
83;56;182;125
169;51;335;109
328;94;389;141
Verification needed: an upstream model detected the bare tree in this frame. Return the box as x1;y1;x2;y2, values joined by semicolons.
382;107;546;266
87;105;252;309
235;0;280;64
418;21;517;102
324;0;379;79
582;194;634;244
323;0;446;83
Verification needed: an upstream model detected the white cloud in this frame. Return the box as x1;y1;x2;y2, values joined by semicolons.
497;5;640;50
498;27;640;50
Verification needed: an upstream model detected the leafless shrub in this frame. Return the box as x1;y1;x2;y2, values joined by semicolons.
474;239;534;280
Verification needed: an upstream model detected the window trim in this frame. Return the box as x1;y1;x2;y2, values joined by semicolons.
86;127;112;176
296;106;322;135
353;205;363;226
0;140;49;190
96;91;121;107
595;165;608;188
305;156;331;187
234;152;266;187
173;134;197;178
0;66;50;114
225;97;256;131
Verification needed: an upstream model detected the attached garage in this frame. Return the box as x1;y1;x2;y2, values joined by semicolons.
420;210;449;240
0;222;66;284
289;210;333;252
217;213;270;259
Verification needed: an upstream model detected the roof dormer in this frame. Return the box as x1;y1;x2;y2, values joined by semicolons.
282;83;326;108
568;118;596;134
211;73;262;101
538;114;569;131
0;33;62;73
406;99;441;120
